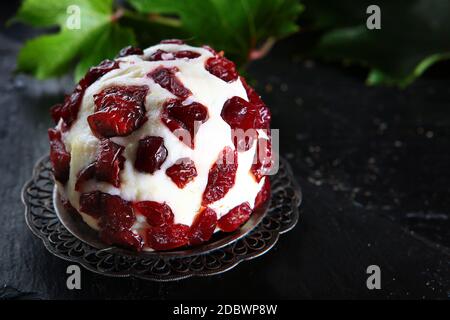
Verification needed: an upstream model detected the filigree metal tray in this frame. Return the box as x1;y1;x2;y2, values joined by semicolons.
22;156;301;281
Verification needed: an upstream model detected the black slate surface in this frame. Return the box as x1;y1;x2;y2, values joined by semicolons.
0;4;449;299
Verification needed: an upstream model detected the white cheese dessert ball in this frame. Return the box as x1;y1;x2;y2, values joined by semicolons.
48;40;272;251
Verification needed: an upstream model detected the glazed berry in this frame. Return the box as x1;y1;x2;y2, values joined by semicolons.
166;158;198;188
101;229;143;251
79;191;142;250
75;162;96;191
188;208;217;245
202;147;238;205
50;86;83;126
79;190;105;218
218;202;252;232
99;193;143;250
148;66;191;99
240;77;271;130
147;224;189;250
48;129;71;184
88;85;149;137
134;136;168;174
50;60;120;127
116;46;143;58
205;54;238;82
147;49;201;61
254;178;271;208
251;137;273;182
95;139;125;187
133;201;174;227
79;60;120;89
161;99;208;148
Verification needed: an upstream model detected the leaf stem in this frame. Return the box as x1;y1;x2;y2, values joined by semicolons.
249;37;276;61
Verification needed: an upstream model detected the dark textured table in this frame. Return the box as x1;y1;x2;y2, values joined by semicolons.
0;6;449;300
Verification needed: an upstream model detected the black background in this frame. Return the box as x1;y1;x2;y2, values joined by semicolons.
0;1;449;299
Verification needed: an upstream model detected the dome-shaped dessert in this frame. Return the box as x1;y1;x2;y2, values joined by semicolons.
48;40;272;251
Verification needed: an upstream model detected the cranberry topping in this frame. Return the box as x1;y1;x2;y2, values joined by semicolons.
147;49;201;61
101;229;143;251
88;85;149;137
205;54;238;82
218;202;252;232
75;139;125;190
93;85;148;113
188;208;217;245
202;147;238;205
148;66;191;99
75;162;96;191
79;60;120;89
99;194;143;250
134;136;168;174
116;46;143;58
50;60;120;127
166;158;198;188
48;129;71;184
251;137;273;182
95;139;125;187
50;86;83;126
133;201;174;227
161;99;208;148
79;190;105;218
221;96;270;131
254;178;271;208
241;77;271;130
79;191;143;250
147;224;189;250
160;39;185;44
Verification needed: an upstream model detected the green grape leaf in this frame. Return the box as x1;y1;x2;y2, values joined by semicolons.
128;0;302;65
14;0;136;80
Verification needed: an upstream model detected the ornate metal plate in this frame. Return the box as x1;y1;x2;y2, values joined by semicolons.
22;156;301;281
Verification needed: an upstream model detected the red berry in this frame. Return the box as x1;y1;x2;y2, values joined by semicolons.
101;229;143;251
50;60;120;127
79;190;105;218
222;96;270;131
202;147;238;205
88;85;149;137
205;54;238;82
241;77;271;130
48;129;71;184
50;86;83;126
133;201;174;227
251;137;273;182
79;59;120;89
95;139;125;187
147;224;189;250
116;46;143;58
134;136;168;174
218;202;252;232
79;191;143;250
188;208;217;245
254;178;271;208
147;49;200;61
75;162;96;191
165;158;198;188
100;194;143;250
161;99;208;148
148;66;191;99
